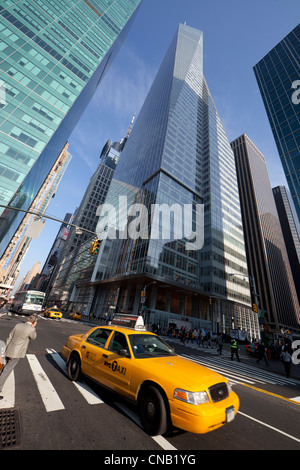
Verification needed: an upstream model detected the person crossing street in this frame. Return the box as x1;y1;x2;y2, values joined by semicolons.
230;337;240;362
0;314;37;399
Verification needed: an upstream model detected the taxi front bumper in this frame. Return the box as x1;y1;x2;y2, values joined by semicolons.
169;391;239;434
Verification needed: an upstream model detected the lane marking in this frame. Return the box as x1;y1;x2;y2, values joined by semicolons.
152;435;177;451
291;396;300;403
238;411;300;443
114;401;177;451
240;383;300;405
26;354;65;412
181;355;257;385
46;349;103;405
182;353;299;386
0;371;15;409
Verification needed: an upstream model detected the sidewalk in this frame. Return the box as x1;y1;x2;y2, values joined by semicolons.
166;337;300;381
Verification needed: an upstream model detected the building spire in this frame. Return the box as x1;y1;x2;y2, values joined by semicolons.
120;114;135;150
126;114;135;139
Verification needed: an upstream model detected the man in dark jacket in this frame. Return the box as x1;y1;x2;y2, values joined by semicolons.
256;341;270;366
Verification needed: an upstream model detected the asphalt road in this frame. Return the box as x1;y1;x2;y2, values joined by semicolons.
0;311;300;455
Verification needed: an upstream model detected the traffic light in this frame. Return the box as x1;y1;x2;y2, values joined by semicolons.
94;238;101;254
89;240;95;255
89;239;101;255
141;289;146;297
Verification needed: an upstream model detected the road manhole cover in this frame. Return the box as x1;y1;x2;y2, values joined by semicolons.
0;408;22;448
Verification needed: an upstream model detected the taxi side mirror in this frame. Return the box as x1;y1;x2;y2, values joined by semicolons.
118;348;131;358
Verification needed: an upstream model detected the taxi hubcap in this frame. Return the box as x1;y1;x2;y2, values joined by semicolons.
147;401;155;418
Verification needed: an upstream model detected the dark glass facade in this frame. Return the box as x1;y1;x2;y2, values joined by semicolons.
272;185;300;303
0;0;142;255
254;24;300;222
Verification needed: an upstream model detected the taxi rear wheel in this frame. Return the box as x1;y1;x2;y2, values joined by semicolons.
68;352;81;381
138;385;168;436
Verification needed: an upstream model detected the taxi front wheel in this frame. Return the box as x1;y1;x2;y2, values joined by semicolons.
68;352;81;381
138;385;168;436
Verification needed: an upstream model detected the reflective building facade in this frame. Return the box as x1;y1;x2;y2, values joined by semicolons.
254;24;300;222
47;132;131;307
272;185;300;304
0;0;142;254
84;24;258;337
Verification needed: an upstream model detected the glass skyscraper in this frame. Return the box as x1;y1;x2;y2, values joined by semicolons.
272;185;300;304
0;0;142;254
231;134;300;333
83;24;258;338
254;24;300;222
47;129;132;307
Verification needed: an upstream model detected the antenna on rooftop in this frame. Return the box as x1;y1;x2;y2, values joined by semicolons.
126;114;135;139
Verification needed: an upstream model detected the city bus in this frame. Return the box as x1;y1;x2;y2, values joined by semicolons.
10;290;45;315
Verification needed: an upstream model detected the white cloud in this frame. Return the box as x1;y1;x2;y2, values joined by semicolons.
94;46;156;121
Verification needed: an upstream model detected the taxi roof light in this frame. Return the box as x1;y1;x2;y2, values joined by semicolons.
110;313;147;331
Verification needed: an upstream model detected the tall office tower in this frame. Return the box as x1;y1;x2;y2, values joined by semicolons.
81;24;259;338
47;131;130;308
254;24;300;222
272;185;300;303
0;0;142;255
34;212;72;292
17;261;41;292
0;142;71;295
231;134;300;333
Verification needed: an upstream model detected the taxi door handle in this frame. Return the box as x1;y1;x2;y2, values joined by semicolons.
102;354;108;358
81;345;86;349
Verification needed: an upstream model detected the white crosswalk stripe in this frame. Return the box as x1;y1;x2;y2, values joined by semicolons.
0;349;104;412
46;348;103;405
27;353;65;412
0;369;15;409
181;352;300;387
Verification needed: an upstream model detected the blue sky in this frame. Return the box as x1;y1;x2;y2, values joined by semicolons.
15;0;299;287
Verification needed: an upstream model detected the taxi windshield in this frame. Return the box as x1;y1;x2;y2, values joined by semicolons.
129;334;175;358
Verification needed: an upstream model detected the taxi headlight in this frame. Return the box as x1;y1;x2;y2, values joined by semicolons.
174;388;209;405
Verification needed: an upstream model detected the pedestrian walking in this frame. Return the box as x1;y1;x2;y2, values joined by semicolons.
281;346;292;378
207;330;213;348
216;333;223;355
256;341;270;366
199;328;206;347
230;338;240;361
0;314;37;399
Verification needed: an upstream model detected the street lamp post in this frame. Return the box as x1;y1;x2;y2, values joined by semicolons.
140;281;156;326
229;272;260;314
229;272;261;339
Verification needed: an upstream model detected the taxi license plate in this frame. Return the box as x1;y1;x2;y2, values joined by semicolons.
226;406;235;423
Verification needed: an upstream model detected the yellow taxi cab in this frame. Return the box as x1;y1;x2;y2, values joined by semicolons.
62;314;239;436
44;307;63;319
69;311;82;321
